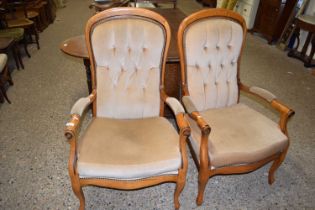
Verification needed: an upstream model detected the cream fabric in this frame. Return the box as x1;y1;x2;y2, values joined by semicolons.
187;103;288;168
91;18;165;119
182;95;198;114
0;54;8;70
249;86;276;102
77;117;181;179
298;15;315;25
166;97;185;115
183;18;243;111
70;97;92;116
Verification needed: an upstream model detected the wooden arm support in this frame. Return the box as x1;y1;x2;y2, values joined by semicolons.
182;95;211;135
70;90;96;116
175;113;190;136
64;90;96;141
240;83;295;134
64;114;80;141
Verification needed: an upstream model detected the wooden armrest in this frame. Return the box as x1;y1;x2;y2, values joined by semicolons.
70;90;96;116
175;113;190;136
181;95;210;135
240;83;294;133
64;114;80;140
240;83;276;102
165;97;185;116
161;90;190;136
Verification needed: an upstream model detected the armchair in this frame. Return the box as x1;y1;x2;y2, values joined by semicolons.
64;8;190;210
177;9;295;205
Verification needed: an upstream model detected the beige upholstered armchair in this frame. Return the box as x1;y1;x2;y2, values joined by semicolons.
177;9;295;205
64;8;190;210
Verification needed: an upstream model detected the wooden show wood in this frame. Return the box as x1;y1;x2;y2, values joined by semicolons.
60;8;186;62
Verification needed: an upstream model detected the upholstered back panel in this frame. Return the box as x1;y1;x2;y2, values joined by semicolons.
90;18;165;119
183;18;243;111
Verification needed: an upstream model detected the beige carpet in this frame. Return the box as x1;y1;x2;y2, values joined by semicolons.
0;0;314;209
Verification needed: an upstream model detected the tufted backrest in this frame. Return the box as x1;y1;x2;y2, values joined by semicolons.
86;8;170;119
178;9;246;111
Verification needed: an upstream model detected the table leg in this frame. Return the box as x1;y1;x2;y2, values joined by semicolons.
83;58;92;94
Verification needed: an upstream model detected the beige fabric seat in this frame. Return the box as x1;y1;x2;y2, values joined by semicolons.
78;117;181;179
0;54;8;70
188;103;288;168
178;9;294;206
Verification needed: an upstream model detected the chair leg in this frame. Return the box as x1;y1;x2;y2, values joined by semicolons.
174;176;185;210
0;86;11;104
196;171;209;206
32;25;40;50
14;44;24;69
70;176;85;210
11;45;20;70
268;147;289;185
23;35;31;58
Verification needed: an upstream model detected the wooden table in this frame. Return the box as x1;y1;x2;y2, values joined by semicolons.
89;0;130;12
60;8;186;100
288;15;315;67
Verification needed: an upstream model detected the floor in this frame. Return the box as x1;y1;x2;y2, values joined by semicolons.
0;0;315;209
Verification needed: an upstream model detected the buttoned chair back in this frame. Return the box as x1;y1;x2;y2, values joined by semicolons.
86;8;169;119
178;9;294;206
180;9;246;111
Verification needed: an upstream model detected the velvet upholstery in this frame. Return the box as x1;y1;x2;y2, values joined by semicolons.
0;54;8;70
187;103;288;168
90;18;165;119
77;117;181;179
183;18;243;111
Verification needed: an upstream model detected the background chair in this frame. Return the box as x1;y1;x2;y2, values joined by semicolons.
0;53;13;103
1;0;40;49
64;8;190;210
178;9;295;205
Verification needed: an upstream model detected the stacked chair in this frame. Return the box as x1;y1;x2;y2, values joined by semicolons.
64;8;294;209
0;53;13;103
0;0;55;104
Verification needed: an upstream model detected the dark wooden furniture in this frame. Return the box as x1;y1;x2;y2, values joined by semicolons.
89;0;130;12
60;8;186;101
252;0;298;44
1;0;40;49
288;15;315;67
0;37;24;69
201;0;216;7
134;0;177;9
0;54;13;104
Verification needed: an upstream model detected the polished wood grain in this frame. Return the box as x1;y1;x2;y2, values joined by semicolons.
178;8;295;206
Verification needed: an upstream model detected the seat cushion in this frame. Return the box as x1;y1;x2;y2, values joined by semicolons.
77;117;181;180
7;18;34;28
187;103;288;168
0;28;24;41
0;54;8;71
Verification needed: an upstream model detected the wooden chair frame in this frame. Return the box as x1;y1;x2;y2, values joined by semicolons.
177;9;295;205
64;8;190;210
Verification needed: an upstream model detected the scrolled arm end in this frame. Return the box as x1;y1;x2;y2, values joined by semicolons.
64;114;80;141
175;113;191;136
